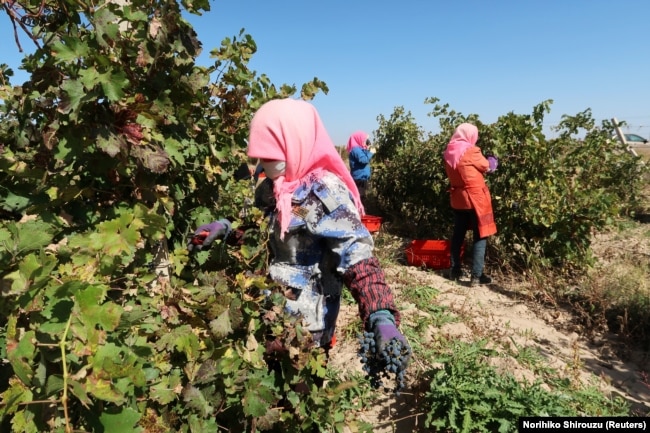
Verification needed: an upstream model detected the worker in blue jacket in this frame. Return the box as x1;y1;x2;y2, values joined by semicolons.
346;131;376;201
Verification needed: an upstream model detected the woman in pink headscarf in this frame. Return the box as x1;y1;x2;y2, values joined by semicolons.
190;98;410;391
346;131;376;200
443;123;498;286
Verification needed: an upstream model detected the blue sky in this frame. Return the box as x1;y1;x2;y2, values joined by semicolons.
2;0;649;146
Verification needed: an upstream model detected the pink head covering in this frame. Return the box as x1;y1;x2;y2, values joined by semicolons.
346;130;369;153
247;99;364;238
443;123;479;169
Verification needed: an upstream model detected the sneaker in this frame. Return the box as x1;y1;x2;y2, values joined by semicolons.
470;274;492;286
448;267;463;281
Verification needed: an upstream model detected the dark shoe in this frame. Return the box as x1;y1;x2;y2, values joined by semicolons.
470;274;492;286
448;267;463;281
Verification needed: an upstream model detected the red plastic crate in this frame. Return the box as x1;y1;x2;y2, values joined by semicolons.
361;215;383;233
405;239;463;270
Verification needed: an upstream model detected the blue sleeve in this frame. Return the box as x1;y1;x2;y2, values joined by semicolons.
350;147;372;164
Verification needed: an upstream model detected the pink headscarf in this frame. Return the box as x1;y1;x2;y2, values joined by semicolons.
443;123;479;169
346;130;369;153
247;99;364;238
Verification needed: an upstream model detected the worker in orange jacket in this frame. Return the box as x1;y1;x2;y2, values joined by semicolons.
443;123;498;286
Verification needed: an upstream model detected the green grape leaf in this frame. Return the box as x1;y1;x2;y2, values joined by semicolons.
309;353;327;379
96;303;123;332
86;375;126;404
93;8;121;47
217;348;242;375
156;325;200;360
187;413;220;433
174;331;200;361
7;331;36;384
8;409;39;433
209;310;233;339
51;37;90;63
99;70;129;101
0;378;33;417
78;67;101;91
194;359;217;385
97;133;125;158
242;374;277;417
60;79;87;115
99;407;143;433
89;344;146;387
0;191;31;212
182;384;212;418
164;137;186;165
255;408;282;431
151;373;181;405
45;374;64;396
3;252;54;296
68;379;92;407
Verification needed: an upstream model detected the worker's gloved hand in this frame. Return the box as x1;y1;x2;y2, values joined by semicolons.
370;310;411;371
487;156;499;173
357;310;411;393
187;219;232;251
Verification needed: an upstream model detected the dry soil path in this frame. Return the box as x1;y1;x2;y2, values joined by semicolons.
328;264;650;432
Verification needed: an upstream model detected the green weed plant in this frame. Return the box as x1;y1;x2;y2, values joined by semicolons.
424;340;629;433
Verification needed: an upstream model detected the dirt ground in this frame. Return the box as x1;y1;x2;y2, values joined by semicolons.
328;252;650;432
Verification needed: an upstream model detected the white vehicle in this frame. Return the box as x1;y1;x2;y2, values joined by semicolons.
621;133;648;145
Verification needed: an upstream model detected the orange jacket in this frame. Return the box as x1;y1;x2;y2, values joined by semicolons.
444;147;497;238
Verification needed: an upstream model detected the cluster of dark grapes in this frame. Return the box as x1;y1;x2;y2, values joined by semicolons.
357;331;410;394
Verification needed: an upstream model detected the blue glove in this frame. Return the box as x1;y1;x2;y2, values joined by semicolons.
187;219;232;251
357;310;411;393
487;156;498;173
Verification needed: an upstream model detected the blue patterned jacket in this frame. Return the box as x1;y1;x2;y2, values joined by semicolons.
258;172;375;347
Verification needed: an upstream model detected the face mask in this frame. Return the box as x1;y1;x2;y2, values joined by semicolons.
260;160;286;180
